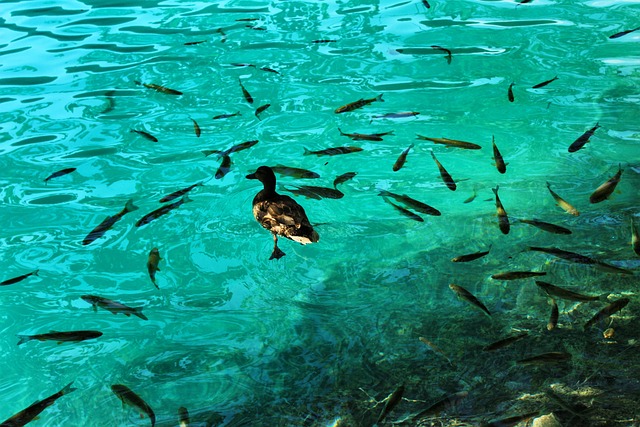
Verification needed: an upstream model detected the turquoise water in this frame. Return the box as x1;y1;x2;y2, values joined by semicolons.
1;0;639;426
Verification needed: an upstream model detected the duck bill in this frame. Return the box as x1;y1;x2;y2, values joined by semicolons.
246;172;257;179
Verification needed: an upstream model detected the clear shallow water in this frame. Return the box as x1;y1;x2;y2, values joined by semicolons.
0;0;639;426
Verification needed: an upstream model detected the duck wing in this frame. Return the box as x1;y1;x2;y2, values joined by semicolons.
254;195;318;243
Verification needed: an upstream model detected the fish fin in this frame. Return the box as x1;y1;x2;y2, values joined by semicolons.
182;194;192;203
32;269;39;276
134;307;149;320
303;147;312;156
61;382;77;395
16;335;31;346
124;313;131;317
92;304;98;312
376;93;384;102
124;199;139;213
337;128;345;136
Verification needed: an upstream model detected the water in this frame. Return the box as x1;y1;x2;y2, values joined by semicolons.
1;0;639;426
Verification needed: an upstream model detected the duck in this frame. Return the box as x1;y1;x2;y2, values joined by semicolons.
246;166;319;260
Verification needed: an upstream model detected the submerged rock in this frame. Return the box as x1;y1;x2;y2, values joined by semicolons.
532;413;563;427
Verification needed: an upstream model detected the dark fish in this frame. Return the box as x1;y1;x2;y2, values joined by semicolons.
135;81;182;95
491;271;546;280
416;135;481;150
101;91;116;114
632;217;640;256
212;111;241;120
81;295;148;320
338;128;393;141
412;391;468;421
418;337;453;365
528;246;596;264
492;136;506;174
160;183;202;203
231;63;255;68
0;382;76;427
431;45;452;64
507;82;515;102
532;76;558;89
224;140;259;155
422;0;431;9
378;190;441;216
111;384;156;427
17;330;102;345
483;412;538;427
131;129;158;142
236;18;259;22
184;40;206;45
135;195;192;227
492;186;510;234
609;27;640;39
147;247;161;289
449;283;491;317
377;384;405;424
589;165;623;204
255;103;271;120
312;39;337;43
215;155;232;179
83;199;139;245
393;144;414;172
430;151;456;191
178;406;190;427
333;172;357;188
451;247;491;263
535;280;602;302
1;269;39;286
517;352;571;365
568;122;600;153
517;218;572;235
463;190;477;204
303;146;363;156
335;94;383;113
279;186;321;200
547;298;559;331
483;333;528;351
370;111;419;121
238;78;254;104
284;185;344;199
271;165;320;179
260;66;279;74
191;118;201;137
386;200;424;222
44;167;76;183
584;298;630;330
546;182;579;216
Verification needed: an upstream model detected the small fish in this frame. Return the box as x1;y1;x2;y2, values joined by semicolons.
584;298;630;330
492;186;510;234
160;183;202;203
255;103;271;120
178;406;190;427
483;332;528;351
378;190;441;216
238;78;254;104
131;129;158;142
81;295;148;320
271;165;320;179
568;122;600;153
224;140;259;155
338;128;393;141
449;283;491;317
284;185;344;199
386;200;424;222
632;217;640;256
589;164;623;204
0;382;76;427
303;146;363;156
492;136;506;174
532;76;559;89
312;39;337;43
431;45;452;64
422;0;431;9
231;63;256;68
184;40;206;45
17;330;102;346
335;94;383;113
1;269;39;286
83;199;139;245
527;246;596;264
609;26;640;39
430;150;456;191
370;112;419;122
463;190;477;204
333;172;357;188
546;182;579;216
260;66;279;74
393;144;414;172
111;384;156;427
236;18;259;22
416;135;482;150
147;247;161;289
215;155;232;179
548;298;559;331
419;337;453;365
535;281;602;302
451;247;491;263
100;90;116;114
491;271;546;280
377;384;405;424
212;111;241;120
412;391;468;421
516;352;571;365
135;81;182;95
507;82;515;102
136;195;192;227
280;186;322;200
517;218;572;235
483;412;539;427
191;118;201;137
44;167;76;183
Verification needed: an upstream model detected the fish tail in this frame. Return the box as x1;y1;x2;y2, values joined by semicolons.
134;307;149;321
61;381;77;395
32;269;39;277
17;335;31;346
303;147;312;156
407;143;414;149
182;194;192;203
338;128;346;136
134;80;142;86
376;93;384;102
124;199;139;213
492;186;499;195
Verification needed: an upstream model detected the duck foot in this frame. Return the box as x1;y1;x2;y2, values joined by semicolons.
269;234;286;260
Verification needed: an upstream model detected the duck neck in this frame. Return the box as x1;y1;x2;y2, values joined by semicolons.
262;180;277;195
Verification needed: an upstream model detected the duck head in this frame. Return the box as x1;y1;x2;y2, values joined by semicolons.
246;166;277;192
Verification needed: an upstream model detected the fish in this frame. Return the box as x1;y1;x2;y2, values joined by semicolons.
451;247;491;263
532;76;559;89
136;195;192;228
130;129;158;142
255;103;271;120
178;406;190;427
378;190;441;216
160;183;202;203
482;332;528;351
224;140;259;155
632;217;640;256
101;90;116;114
83;199;139;245
463;190;477;204
516;352;571;365
271;165;320;179
431;45;452;64
527;246;596;264
312;39;337;43
81;295;148;320
147;248;161;289
215;155;232;179
492;186;510;234
191;119;201;137
338;128;393;141
260;66;279;74
370;112;419;121
135;81;182;95
430;150;456;191
1;269;39;286
422;0;431;9
303;146;363;156
589;164;623;204
184;40;206;45
280;186;322;200
334;94;383;113
548;298;559;331
386;200;424;222
535;281;602;302
584;298;630;330
507;82;515;102
449;283;491;317
568;122;600;153
393;144;414;172
111;384;156;427
492;136;506;174
517;218;572;235
491;271;546;280
17;330;102;345
238;78;253;104
546;182;579;216
44;167;76;183
483;412;539;427
283;185;344;199
416;135;482;150
419;337;453;365
333;172;357;188
412;391;468;420
0;382;76;427
377;384;405;424
212;111;241;120
609;26;640;39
